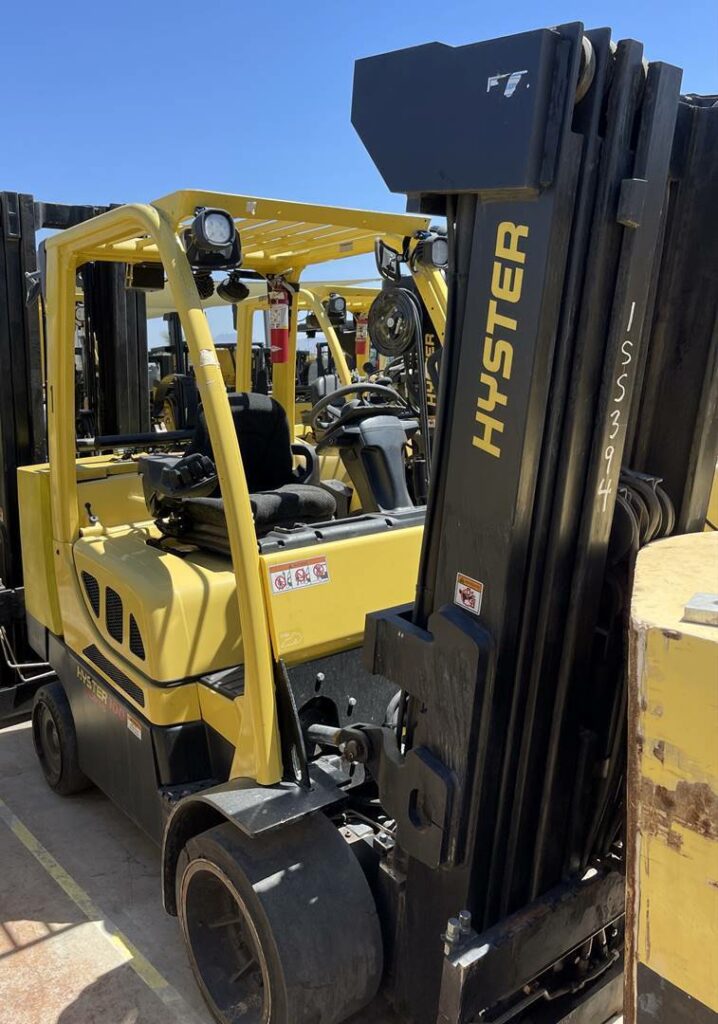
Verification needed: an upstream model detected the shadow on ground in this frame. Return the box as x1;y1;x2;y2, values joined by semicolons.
0;719;396;1024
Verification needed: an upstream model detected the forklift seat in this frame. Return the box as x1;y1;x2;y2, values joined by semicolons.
307;372;340;408
143;392;336;551
189;392;306;492
171;487;334;556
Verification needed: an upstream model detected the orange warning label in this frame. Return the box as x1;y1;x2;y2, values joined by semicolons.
454;572;484;616
270;555;330;595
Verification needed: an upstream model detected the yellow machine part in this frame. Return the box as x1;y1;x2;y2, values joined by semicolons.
19;457;151;635
66;520;423;685
18;464;63;635
260;525;423;663
19;452;422;705
215;347;236;388
627;530;718;1022
73;526;244;680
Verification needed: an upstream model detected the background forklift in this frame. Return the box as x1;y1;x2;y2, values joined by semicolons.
147;274;444;434
0;193;152;717
144;280;388;430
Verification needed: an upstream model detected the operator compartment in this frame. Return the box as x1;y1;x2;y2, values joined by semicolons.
135;387;426;669
21;382;425;683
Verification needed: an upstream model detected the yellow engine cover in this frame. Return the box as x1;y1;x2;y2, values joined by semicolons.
73;528;243;682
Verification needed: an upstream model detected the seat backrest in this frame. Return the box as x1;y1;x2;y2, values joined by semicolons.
189;392;293;492
308;372;340;407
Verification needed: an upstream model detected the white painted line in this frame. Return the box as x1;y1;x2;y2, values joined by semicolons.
0;796;207;1024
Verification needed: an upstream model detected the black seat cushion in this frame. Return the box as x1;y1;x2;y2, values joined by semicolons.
164;486;336;555
189;392;293;493
250;484;335;528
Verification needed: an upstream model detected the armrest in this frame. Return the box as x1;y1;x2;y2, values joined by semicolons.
291;440;319;485
139;453;218;515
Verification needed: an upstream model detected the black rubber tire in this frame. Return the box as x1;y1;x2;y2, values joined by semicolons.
32;682;91;796
176;813;383;1024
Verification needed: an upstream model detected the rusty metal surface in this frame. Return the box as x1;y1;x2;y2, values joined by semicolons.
627;533;718;1022
639;778;718;851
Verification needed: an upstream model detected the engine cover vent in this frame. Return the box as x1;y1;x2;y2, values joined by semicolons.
129;614;145;661
105;587;123;643
81;572;100;617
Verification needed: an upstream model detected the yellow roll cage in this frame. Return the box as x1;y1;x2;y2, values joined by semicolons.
45;190;445;784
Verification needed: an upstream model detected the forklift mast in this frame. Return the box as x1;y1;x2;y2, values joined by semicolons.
353;24;717;1024
0;193;150;713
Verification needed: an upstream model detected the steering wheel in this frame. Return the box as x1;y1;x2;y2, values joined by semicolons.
310;382;413;448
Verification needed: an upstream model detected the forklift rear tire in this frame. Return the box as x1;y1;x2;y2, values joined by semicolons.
177;813;383;1024
32;682;91;796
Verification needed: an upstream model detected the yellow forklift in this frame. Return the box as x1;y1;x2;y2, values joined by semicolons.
145;279;402;431
3;22;716;1024
12;189;446;1021
141;217;446;442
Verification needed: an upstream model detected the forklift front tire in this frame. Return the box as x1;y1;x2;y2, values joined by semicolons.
176;814;383;1024
32;682;91;796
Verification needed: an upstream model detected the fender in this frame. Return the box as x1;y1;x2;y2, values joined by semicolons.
161;763;344;914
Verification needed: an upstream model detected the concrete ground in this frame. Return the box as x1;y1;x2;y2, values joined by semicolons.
0;719;395;1024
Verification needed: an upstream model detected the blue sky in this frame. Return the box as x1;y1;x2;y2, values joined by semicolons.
4;0;714;212
3;0;715;342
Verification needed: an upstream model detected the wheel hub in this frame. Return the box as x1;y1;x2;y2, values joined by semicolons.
180;858;271;1024
37;704;62;781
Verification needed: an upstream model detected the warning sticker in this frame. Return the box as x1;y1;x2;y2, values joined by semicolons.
268;298;289;330
454;572;484;616
127;713;142;740
270;555;330;595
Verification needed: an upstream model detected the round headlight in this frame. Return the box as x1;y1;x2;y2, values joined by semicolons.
203;211;234;246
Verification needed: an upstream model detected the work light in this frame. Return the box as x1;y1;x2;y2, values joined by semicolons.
191;209;236;252
326;293;347;323
413;232;449;270
184;207;242;270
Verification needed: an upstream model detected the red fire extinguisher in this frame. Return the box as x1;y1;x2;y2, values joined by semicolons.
268;279;292;364
355;313;369;363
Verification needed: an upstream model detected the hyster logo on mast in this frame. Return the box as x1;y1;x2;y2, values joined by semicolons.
472;221;529;459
